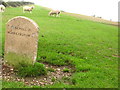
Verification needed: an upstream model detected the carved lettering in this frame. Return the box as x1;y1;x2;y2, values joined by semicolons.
8;25;31;32
7;31;31;37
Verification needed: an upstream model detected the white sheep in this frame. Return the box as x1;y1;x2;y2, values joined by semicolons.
23;6;34;13
49;10;61;17
0;5;5;12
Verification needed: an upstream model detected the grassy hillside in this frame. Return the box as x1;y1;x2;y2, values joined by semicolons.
2;5;118;88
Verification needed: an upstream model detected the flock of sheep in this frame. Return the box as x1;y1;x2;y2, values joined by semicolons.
0;4;61;17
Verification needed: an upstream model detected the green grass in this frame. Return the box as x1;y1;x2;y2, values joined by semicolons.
1;5;118;88
4;52;33;67
2;81;30;88
17;62;47;77
63;68;70;72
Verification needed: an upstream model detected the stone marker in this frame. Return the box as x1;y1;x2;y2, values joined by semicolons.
4;16;39;66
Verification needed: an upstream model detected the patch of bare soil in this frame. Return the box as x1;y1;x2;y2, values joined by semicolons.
2;62;75;86
112;54;120;58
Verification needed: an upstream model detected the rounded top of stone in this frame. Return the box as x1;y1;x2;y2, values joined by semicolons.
7;16;39;30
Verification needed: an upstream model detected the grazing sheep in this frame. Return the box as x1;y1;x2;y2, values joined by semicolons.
23;6;34;13
0;5;5;12
97;16;102;18
49;10;61;17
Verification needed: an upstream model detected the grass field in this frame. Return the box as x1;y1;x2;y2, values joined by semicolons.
1;5;118;88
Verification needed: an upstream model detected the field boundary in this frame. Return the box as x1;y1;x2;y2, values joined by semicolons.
63;12;118;26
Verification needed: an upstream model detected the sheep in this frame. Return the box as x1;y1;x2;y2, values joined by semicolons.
49;10;61;17
23;6;34;13
97;16;102;18
0;5;5;12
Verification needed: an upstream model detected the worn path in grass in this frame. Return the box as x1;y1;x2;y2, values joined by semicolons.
2;5;118;88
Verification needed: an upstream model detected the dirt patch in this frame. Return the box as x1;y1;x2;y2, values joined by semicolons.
2;62;75;86
112;55;120;58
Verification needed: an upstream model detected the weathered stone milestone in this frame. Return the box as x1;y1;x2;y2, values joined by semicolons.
4;16;39;66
